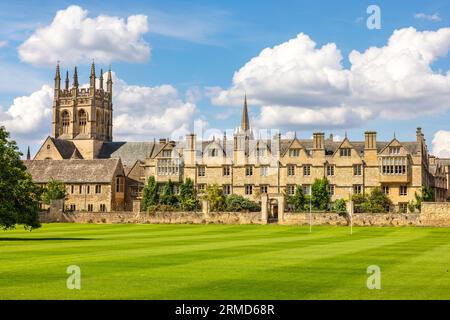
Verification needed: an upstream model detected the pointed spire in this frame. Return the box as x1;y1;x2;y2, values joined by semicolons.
90;60;96;89
241;93;249;132
99;68;104;90
73;66;79;88
55;62;61;80
26;146;31;160
65;70;69;90
107;65;112;93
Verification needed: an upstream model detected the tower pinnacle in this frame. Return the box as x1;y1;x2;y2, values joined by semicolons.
241;93;249;132
73;66;79;88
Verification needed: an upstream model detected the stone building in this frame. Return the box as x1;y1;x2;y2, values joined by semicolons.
24;159;125;212
27;64;449;213
143;96;448;212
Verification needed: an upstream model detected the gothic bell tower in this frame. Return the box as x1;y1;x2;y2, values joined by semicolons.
51;62;113;159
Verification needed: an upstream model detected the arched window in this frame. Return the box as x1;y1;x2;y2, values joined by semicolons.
78;110;87;134
62;111;70;134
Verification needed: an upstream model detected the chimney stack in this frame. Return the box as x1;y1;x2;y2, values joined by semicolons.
364;131;377;150
313;132;324;150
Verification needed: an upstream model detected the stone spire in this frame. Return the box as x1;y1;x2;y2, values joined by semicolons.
107;65;112;93
73;66;79;88
90;61;96;89
65;70;69;90
99;68;104;90
26;146;31;160
54;62;61;91
241;93;249;132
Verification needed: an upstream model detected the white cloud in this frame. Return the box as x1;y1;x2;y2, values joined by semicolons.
18;5;150;66
109;73;196;141
212;28;450;129
0;85;53;138
1;71;198;148
414;13;441;22
432;130;450;158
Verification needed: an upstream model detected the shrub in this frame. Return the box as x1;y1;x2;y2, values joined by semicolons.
332;199;347;216
178;178;198;211
287;186;306;212
225;194;260;212
41;179;67;205
365;187;392;213
311;177;331;210
141;176;158;211
160;180;177;206
202;184;225;211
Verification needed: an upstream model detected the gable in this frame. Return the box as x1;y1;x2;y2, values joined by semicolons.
33;137;64;160
379;139;410;156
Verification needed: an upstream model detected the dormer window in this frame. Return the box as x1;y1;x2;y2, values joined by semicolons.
162;150;171;157
289;149;300;157
340;148;351;157
210;149;219;157
256;148;266;157
389;147;400;155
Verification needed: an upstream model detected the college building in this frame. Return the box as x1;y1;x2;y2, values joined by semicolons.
26;64;449;213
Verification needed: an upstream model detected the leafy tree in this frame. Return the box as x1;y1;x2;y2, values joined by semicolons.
178;178;198;211
41;179;67;205
225;194;260;212
364;187;392;213
332;198;347;216
351;193;368;213
160;180;177;206
141;176;159;211
311;177;331;210
287;185;306;212
0;126;41;230
202;184;225;211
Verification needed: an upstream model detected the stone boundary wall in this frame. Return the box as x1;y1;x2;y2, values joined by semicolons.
39;211;262;225
39;201;450;227
421;202;450;227
282;212;420;227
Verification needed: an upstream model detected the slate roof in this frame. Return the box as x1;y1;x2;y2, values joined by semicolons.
23;159;122;183
51;138;79;159
98;142;160;166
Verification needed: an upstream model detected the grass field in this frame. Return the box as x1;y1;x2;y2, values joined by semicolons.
1;223;450;300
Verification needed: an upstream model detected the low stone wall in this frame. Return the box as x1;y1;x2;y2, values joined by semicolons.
282;212;420;227
39;211;262;225
421;202;450;227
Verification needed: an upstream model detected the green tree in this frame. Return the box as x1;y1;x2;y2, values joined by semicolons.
332;198;347;216
0;126;41;230
225;194;260;212
287;185;306;212
160;180;177;206
351;193;368;213
311;177;331;210
178;178;198;211
203;184;225;211
41;179;67;205
413;186;435;212
364;187;392;213
141;176;159;211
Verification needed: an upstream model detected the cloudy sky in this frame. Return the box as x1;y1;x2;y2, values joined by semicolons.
0;0;449;158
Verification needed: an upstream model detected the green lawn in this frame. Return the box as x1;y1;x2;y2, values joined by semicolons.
1;223;450;299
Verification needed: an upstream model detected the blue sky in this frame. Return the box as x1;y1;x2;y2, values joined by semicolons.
0;0;450;156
